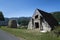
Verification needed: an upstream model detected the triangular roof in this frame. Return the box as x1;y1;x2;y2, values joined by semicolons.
37;9;58;28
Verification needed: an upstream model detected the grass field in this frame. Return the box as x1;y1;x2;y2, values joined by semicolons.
0;26;60;40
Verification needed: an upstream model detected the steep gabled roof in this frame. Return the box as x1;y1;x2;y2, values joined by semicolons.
37;9;58;28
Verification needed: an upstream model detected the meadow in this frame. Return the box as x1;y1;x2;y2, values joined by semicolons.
0;26;60;40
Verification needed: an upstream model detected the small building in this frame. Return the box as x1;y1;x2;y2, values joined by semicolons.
28;9;58;32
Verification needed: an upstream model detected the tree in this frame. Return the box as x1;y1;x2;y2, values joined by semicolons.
52;12;60;22
0;11;5;21
18;17;31;26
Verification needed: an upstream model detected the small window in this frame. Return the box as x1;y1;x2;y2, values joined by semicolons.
35;15;38;19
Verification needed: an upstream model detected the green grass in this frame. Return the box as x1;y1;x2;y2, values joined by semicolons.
0;26;60;40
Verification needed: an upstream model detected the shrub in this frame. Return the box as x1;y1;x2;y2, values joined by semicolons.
8;20;17;28
53;26;60;37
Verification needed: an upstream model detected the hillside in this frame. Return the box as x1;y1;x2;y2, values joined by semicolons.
1;17;31;26
52;12;60;23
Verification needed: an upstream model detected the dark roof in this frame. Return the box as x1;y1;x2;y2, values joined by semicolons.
37;9;58;28
0;12;5;21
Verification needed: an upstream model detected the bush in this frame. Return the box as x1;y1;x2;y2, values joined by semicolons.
8;20;17;28
53;26;60;37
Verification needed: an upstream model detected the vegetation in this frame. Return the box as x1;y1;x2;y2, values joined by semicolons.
0;11;5;21
3;17;31;26
0;11;60;40
18;17;31;26
8;20;17;28
52;12;60;22
0;26;60;40
1;11;60;26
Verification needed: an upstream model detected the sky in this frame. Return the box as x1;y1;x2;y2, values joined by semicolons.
0;0;60;18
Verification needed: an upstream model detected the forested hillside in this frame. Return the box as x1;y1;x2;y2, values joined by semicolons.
52;12;60;23
4;17;31;26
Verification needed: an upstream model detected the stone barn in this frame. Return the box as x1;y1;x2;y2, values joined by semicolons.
28;9;58;32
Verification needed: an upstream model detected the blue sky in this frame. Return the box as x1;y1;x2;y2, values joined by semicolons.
0;0;60;18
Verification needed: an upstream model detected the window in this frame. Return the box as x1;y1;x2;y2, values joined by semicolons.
35;15;38;19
